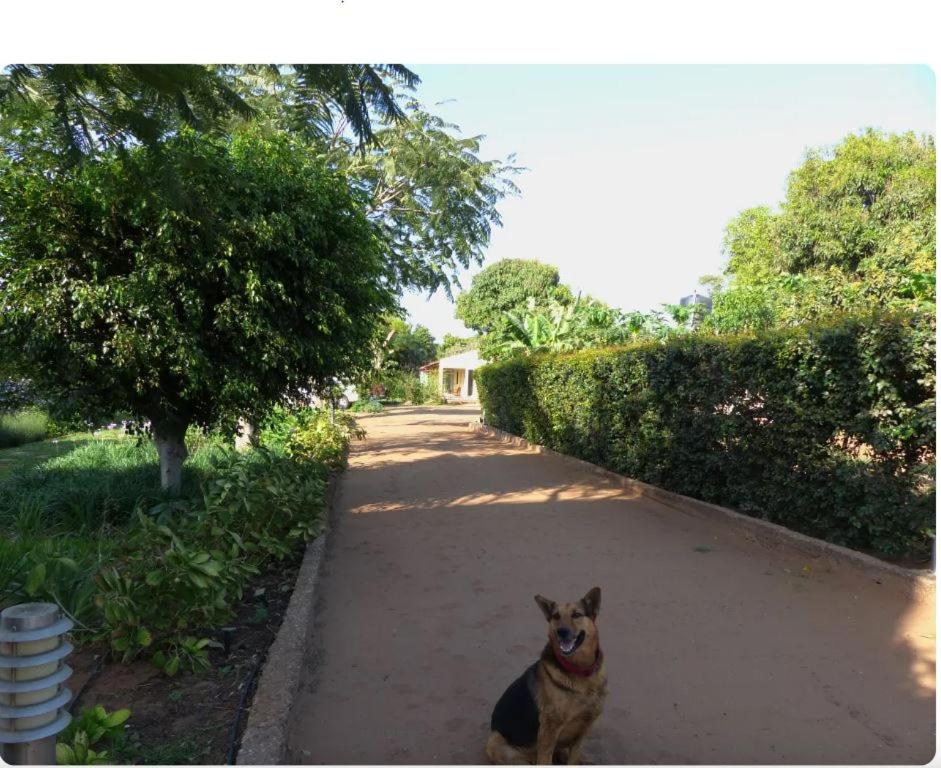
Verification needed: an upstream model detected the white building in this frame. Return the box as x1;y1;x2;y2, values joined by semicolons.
419;348;487;402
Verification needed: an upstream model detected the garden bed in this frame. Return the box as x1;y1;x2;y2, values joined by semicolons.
0;406;362;763
66;543;305;764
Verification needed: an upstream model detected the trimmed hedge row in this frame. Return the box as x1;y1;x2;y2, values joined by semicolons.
476;313;935;559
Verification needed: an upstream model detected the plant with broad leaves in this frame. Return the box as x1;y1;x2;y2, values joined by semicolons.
56;705;131;765
152;637;213;677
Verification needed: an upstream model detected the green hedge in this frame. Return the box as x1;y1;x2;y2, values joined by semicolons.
477;313;935;559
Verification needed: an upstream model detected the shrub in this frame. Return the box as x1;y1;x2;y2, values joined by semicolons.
57;706;131;765
94;448;329;663
258;406;364;468
477;313;935;559
350;398;383;413
418;375;443;404
0;408;50;448
365;369;442;404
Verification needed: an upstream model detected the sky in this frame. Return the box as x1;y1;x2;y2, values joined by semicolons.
397;65;935;340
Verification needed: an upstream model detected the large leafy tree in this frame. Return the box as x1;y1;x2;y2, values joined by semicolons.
455;258;569;334
2;66;518;299
706;130;935;332
330;100;521;295
382;316;438;372
779;129;935;276
0;126;395;492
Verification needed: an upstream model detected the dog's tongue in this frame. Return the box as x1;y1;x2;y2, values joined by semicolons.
560;637;577;653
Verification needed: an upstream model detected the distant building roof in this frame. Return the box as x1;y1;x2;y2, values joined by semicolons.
680;291;712;310
420;348;487;371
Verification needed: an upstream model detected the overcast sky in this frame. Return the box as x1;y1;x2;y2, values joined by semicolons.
398;65;935;340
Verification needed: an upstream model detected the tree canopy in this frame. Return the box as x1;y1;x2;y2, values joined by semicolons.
330;100;521;295
0;126;394;490
455;258;569;334
705;129;935;333
438;334;478;357
383;317;438;372
0;64;418;160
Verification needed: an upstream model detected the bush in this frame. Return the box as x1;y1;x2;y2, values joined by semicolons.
362;369;443;405
93;448;329;663
350;398;383;413
258;406;364;468
477;313;935;559
0;408;50;448
418;375;443;404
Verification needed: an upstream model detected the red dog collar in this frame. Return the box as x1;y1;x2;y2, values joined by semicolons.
553;645;603;677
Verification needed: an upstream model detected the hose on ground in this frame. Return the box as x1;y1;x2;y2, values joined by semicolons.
226;652;263;765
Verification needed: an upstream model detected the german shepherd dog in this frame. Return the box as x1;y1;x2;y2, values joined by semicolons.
486;588;606;764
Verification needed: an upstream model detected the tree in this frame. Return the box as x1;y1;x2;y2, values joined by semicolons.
438;334;478;357
705;130;935;333
455;259;569;334
721;206;779;283
331;100;521;296
0;126;395;492
2;67;519;299
0;64;418;160
778;129;935;276
383;317;437;372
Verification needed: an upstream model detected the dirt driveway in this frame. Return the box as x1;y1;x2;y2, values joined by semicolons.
286;405;935;764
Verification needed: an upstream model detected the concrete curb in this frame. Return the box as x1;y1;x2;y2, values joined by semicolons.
469;422;935;602
235;474;339;765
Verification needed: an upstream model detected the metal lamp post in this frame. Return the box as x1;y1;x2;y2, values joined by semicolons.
0;603;74;765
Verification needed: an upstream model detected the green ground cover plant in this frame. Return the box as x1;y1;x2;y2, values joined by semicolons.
477;313;935;559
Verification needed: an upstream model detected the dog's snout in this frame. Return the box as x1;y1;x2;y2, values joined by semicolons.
556;627;572;640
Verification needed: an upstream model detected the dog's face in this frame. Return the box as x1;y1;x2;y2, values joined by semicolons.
534;587;601;657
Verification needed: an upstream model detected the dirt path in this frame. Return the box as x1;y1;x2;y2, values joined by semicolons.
286;405;935;764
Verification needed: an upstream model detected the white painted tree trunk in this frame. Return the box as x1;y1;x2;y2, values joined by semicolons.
235;418;255;452
154;422;189;495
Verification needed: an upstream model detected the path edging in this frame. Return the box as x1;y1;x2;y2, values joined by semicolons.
469;421;934;600
235;474;339;765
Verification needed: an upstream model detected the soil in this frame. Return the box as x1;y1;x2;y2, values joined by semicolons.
286;405;935;765
67;545;304;764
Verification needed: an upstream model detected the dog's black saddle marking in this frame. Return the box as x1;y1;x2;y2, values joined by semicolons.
491;661;540;747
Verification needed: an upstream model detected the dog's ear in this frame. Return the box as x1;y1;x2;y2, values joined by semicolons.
534;594;556;621
580;587;601;620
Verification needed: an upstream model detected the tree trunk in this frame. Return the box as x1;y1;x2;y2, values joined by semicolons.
235;417;255;452
153;417;189;495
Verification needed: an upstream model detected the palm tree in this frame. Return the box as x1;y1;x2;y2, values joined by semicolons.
0;64;418;159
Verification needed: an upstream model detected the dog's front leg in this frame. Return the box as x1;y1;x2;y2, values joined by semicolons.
535;719;563;765
565;735;587;765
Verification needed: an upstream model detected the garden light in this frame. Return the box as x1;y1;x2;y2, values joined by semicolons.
0;603;74;765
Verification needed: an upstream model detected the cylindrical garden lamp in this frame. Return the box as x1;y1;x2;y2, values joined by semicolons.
0;603;74;765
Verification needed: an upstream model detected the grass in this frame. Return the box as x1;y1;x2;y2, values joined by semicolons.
112;731;214;765
0;429;124;480
0;408;51;449
0;431;225;535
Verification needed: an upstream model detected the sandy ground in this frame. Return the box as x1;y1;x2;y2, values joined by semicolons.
286;405;935;764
